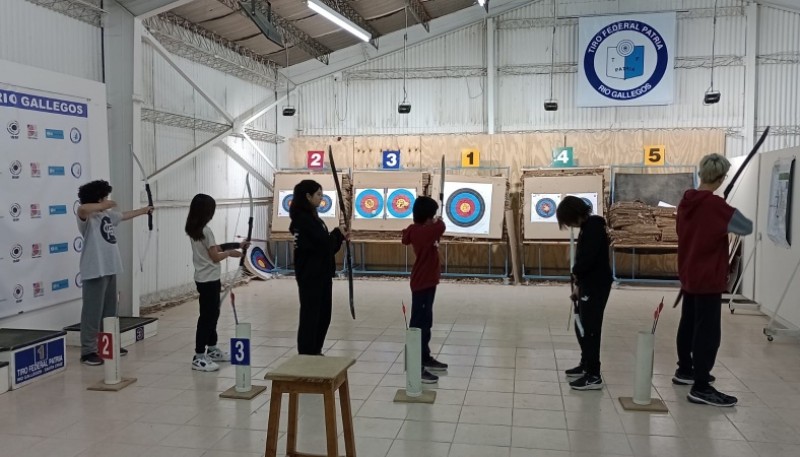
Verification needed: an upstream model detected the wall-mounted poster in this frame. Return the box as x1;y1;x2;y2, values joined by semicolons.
531;194;562;223
767;157;795;249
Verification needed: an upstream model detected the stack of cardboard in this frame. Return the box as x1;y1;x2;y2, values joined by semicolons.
608;201;678;245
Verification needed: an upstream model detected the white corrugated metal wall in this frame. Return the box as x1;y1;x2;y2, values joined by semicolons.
0;0;103;81
294;1;800;159
139;41;279;304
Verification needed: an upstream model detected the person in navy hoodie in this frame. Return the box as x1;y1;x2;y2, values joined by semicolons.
402;196;447;384
674;153;752;407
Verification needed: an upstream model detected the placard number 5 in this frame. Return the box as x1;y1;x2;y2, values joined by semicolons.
307;150;324;169
644;145;665;166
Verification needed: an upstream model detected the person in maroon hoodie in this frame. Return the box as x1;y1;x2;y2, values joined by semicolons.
674;153;752;407
402;196;448;384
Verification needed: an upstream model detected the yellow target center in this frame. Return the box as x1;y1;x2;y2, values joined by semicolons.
459;202;472;213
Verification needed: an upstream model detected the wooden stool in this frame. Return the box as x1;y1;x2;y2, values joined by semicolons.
265;355;356;457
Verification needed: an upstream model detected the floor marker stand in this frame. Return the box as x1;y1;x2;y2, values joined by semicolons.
394;307;435;404
87;317;136;391
619;301;668;412
220;295;266;400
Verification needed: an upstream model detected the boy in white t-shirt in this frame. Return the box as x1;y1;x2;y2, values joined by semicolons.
76;180;153;366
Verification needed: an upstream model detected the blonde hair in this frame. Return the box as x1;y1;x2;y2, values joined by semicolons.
698;153;731;184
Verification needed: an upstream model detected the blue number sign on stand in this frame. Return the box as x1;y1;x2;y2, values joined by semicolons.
383;150;401;169
230;338;250;366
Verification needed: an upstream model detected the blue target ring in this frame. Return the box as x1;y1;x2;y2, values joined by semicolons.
581;197;594;213
535;198;557;219
281;194;293;213
318;194;334;214
386;189;415;218
249;247;274;272
355;189;384;218
446;189;485;227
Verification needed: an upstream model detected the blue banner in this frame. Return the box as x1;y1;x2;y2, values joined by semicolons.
14;338;65;385
0;88;88;118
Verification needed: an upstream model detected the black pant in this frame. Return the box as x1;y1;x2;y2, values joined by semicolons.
575;285;611;376
410;287;436;362
297;280;333;355
195;280;221;354
676;292;721;390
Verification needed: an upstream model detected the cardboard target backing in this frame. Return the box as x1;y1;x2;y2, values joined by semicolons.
523;175;604;240
271;173;341;234
350;171;426;232
430;175;507;240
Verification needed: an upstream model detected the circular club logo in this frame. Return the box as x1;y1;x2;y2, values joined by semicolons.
7;121;20;137
318;194;334;215
535;198;557;219
9;160;22;177
73;236;84;252
10;203;22;218
387;189;415;219
583;20;669;101
70;128;82;144
13;284;24;300
75;273;83;288
100;216;117;244
10;244;23;260
355;189;384;219
446;189;485;228
71;162;82;178
281;194;293;213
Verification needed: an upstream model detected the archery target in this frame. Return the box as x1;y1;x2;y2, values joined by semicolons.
318;191;337;219
568;192;599;215
386;188;416;219
443;182;492;235
354;188;385;219
531;194;562;223
278;190;293;217
245;246;275;280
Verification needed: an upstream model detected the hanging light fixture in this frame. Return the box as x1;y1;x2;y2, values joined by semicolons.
398;5;411;114
544;0;559;111
477;0;489;13
307;0;371;42
282;46;296;117
704;0;721;105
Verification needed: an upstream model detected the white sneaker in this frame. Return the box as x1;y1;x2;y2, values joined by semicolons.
192;354;219;372
206;346;229;362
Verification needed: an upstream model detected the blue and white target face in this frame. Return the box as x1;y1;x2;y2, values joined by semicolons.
281;194;293;213
318;194;334;214
355;189;384;219
581;197;594;213
386;189;415;219
535;198;557;219
245;246;274;280
446;188;485;228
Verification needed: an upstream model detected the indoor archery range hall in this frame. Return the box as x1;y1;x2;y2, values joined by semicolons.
2;1;800;457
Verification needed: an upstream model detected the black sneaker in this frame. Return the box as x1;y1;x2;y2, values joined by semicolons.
688;386;737;407
423;357;448;372
120;347;128;356
569;374;604;391
80;353;104;366
421;369;439;384
565;365;585;379
672;370;716;386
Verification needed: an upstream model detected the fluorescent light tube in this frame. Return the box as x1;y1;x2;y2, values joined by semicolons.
307;0;371;42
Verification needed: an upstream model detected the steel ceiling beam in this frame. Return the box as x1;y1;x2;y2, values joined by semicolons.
406;0;431;32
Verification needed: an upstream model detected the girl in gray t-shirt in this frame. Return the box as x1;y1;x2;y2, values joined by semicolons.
185;194;246;372
76;180;153;366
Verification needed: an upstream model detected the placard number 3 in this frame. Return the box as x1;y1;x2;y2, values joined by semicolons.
230;338;250;366
382;150;400;169
644;145;665;166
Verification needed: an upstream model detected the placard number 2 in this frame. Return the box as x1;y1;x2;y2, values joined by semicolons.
307;150;324;169
644;145;666;166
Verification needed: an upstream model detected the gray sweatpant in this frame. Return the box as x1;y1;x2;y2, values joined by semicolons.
80;275;117;356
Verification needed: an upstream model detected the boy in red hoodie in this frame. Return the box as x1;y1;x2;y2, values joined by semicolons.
402;196;448;383
675;153;753;407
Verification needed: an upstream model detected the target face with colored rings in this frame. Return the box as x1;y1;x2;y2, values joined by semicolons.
581;197;594;213
386;189;415;218
318;194;334;214
355;189;384;218
281;194;293;213
535;198;557;218
446;189;485;227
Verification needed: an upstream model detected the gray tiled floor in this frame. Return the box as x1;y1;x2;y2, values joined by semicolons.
1;278;799;457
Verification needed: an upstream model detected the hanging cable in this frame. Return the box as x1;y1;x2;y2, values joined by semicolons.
548;0;556;101
402;5;409;104
710;0;718;91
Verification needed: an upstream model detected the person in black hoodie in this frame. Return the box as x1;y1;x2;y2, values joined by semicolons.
289;180;347;355
556;196;613;390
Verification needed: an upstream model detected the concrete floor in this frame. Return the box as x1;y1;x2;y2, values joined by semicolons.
1;278;800;457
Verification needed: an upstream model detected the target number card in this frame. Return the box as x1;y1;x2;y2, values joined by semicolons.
461;149;480;168
307;150;324;169
531;194;562;223
644;145;666;166
551;147;575;167
382;150;401;169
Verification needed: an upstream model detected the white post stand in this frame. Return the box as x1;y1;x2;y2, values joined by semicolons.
394;328;436;403
87;317;137;391
618;331;667;412
220;322;266;400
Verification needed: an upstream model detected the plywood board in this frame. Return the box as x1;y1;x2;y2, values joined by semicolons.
350;171;426;232
523;175;605;240
353;136;422;169
430;174;508;240
271;172;342;234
